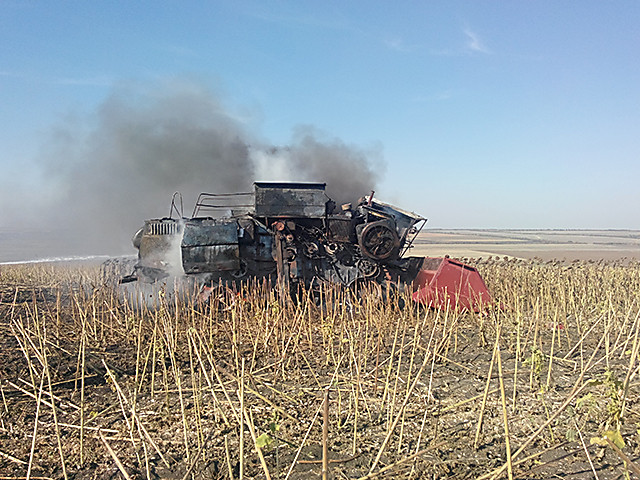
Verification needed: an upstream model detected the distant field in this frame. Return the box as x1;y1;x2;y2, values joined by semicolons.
409;229;640;261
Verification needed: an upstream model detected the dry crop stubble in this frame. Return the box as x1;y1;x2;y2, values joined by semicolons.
0;258;639;479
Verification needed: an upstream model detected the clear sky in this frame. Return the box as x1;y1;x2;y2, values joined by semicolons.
1;1;639;256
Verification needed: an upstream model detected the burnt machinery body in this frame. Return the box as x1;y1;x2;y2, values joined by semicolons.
126;182;492;310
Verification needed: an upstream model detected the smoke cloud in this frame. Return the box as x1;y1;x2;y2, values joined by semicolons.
9;79;384;259
289;127;382;205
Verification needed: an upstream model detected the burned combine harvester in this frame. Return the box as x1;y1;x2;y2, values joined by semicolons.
126;182;491;311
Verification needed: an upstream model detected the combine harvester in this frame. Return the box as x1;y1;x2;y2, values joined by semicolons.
122;182;491;311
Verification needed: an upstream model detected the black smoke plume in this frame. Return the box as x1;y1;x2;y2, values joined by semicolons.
16;80;384;258
286;126;382;206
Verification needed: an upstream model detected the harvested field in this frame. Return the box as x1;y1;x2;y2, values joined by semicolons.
1;258;640;479
413;229;640;262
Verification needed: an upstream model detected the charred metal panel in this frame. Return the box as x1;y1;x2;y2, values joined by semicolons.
321;261;362;286
182;219;237;246
181;219;240;273
254;182;327;218
237;219;276;276
327;217;353;242
241;230;274;263
182;245;239;273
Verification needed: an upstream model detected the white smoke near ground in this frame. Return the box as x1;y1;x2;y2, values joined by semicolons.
5;79;384;260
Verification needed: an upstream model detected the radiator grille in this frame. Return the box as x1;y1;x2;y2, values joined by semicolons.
145;221;181;236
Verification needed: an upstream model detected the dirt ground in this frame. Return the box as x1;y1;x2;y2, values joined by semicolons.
1;258;640;479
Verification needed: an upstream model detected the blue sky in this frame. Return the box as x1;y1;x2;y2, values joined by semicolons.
1;0;639;246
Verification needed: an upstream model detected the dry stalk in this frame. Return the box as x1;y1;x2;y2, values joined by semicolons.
620;309;640;419
474;329;499;450
224;434;234;480
496;343;513;480
604;437;640;477
162;316;191;460
101;360;137;441
188;330;231;427
573;418;600;480
440;387;499;413
408;405;430;479
618;304;640;360
546;308;558;389
378;316;401;419
295;340;322;388
368;319;436;475
203;346;241;425
215;360;299;424
243;409;272;480
239;358;245;480
181;426;229;480
187;332;204;452
479;332;608;480
322;388;329;480
39;321;68;480
7;380;76;412
283;391;325;480
283;358;344;480
101;360;170;468
563;314;604;360
79;311;87;466
26;370;46;480
356;443;444;480
0;449;27;466
10;318;41;391
512;311;521;408
388;318;408;428
99;430;133;480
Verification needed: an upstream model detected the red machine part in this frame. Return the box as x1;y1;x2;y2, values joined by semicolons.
412;257;492;312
